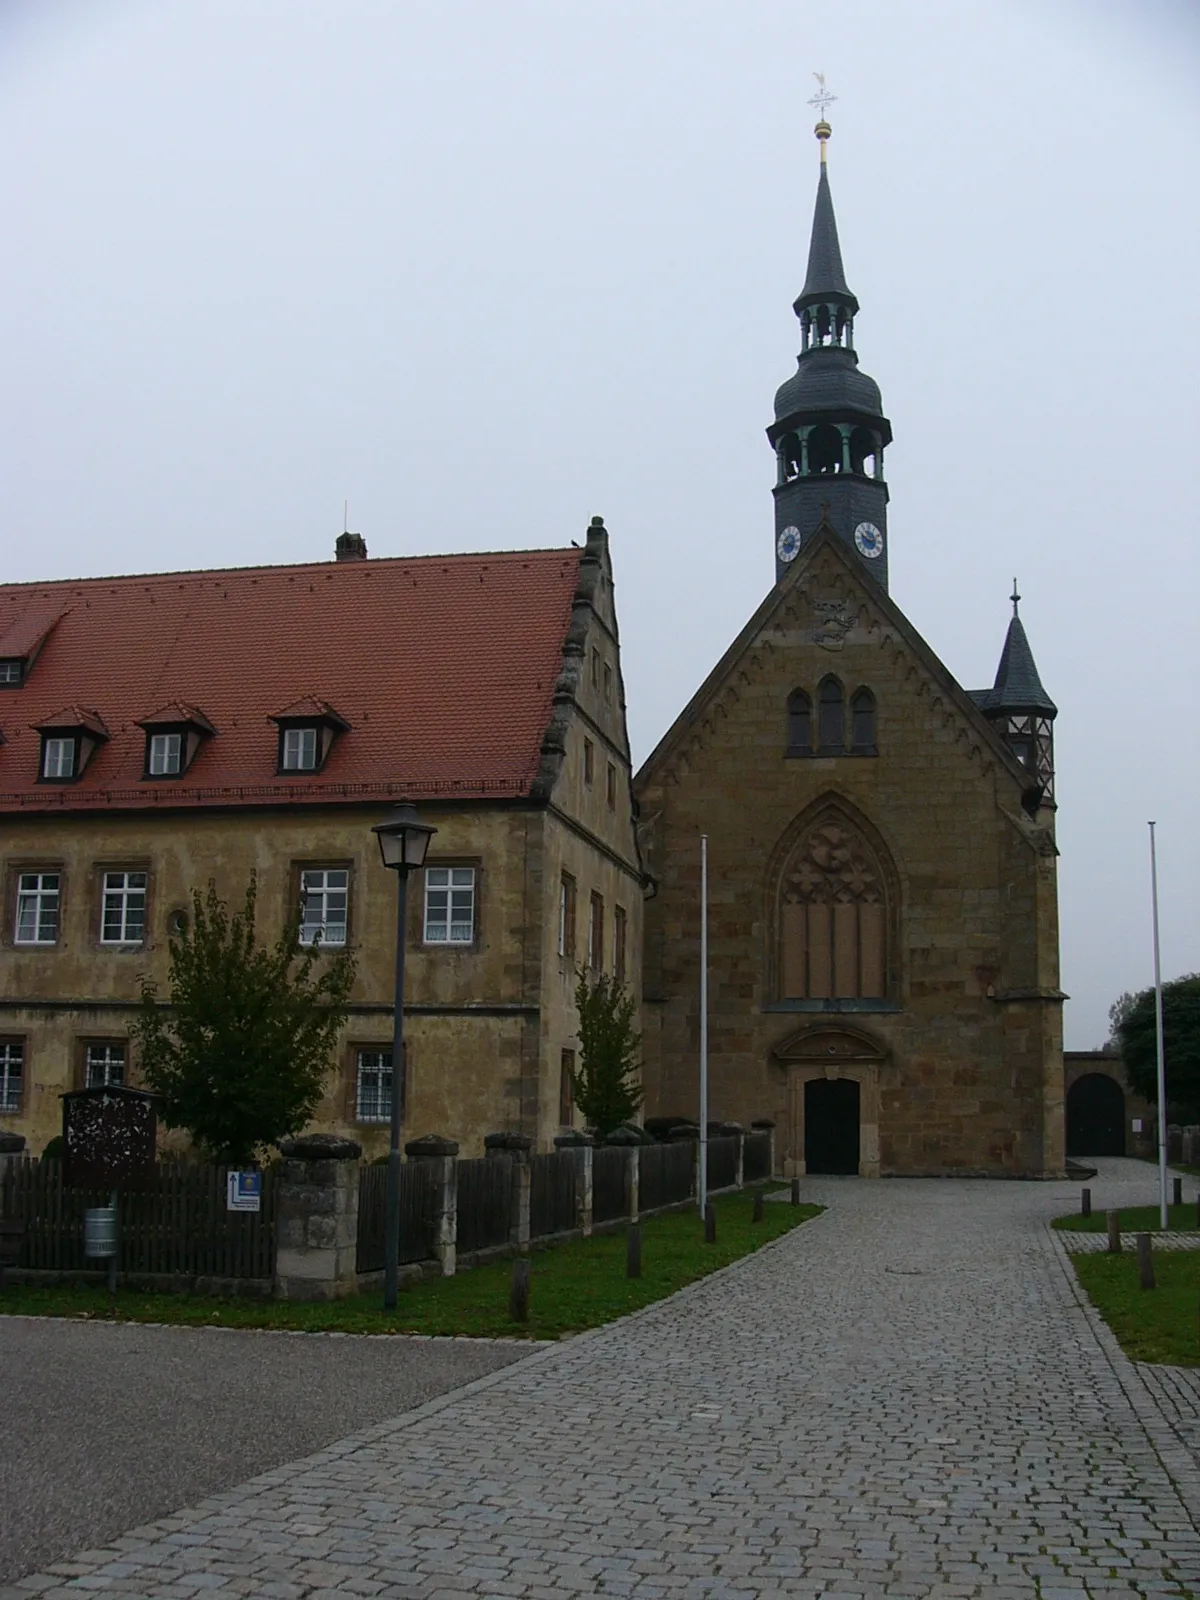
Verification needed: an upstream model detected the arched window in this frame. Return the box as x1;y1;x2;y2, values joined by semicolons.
850;688;876;754
818;677;844;753
778;811;888;999
787;690;812;755
808;424;841;475
849;425;877;477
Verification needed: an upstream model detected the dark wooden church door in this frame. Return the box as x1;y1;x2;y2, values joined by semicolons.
805;1077;860;1174
1066;1073;1126;1157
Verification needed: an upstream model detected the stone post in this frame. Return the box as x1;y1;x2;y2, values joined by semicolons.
405;1135;459;1278
486;1132;533;1254
555;1130;593;1237
751;1118;776;1178
274;1134;361;1301
605;1126;641;1222
718;1122;745;1190
668;1122;700;1201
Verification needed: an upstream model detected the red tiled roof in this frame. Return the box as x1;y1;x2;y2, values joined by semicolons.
0;549;582;812
138;701;216;734
0;606;65;660
35;705;110;738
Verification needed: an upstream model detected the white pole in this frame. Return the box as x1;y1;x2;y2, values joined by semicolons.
1149;821;1168;1229
699;833;708;1218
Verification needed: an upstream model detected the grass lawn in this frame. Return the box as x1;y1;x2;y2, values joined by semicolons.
1054;1203;1200;1234
0;1189;821;1341
1072;1250;1200;1366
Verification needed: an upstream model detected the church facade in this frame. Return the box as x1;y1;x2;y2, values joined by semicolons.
635;119;1065;1178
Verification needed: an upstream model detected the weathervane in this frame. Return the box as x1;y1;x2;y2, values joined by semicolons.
807;72;836;119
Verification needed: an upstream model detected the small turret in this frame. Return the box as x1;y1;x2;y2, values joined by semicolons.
975;582;1057;812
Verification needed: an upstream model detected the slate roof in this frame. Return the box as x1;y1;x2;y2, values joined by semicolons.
795;164;857;313
0;548;583;812
975;616;1057;715
773;346;885;423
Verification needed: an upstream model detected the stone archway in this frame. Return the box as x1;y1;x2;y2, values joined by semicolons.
1066;1073;1126;1157
772;1022;890;1178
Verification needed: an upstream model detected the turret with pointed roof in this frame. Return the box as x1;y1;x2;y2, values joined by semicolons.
767;119;892;588
971;583;1057;810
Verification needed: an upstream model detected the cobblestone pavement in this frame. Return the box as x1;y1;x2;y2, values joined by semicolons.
5;1159;1200;1599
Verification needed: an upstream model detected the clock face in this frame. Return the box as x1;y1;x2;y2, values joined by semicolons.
854;521;884;558
777;525;802;564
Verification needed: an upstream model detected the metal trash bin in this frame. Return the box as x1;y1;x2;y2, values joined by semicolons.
83;1206;118;1259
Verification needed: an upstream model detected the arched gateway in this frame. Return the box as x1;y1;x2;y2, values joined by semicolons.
772;1022;889;1178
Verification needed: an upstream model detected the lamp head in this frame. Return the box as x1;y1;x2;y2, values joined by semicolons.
373;801;437;871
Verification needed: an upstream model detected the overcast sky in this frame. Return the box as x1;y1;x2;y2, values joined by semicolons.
2;0;1197;1050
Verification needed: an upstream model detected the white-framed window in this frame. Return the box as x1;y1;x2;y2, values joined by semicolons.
148;732;182;775
355;1048;394;1123
0;660;21;686
299;867;349;946
0;1041;23;1113
84;1041;126;1087
423;867;476;944
101;871;148;945
42;737;75;779
15;873;60;945
282;727;319;771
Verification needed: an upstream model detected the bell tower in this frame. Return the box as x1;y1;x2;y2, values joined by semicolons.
767;113;892;588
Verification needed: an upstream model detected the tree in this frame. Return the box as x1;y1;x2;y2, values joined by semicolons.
1101;989;1137;1054
571;968;643;1140
134;873;356;1164
1115;973;1200;1110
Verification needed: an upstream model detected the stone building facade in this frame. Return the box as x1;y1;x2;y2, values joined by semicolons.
0;519;640;1156
635;123;1065;1178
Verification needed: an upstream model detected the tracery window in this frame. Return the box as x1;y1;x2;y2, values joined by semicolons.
778;813;887;1000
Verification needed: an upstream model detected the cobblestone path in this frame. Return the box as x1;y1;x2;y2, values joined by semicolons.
6;1160;1200;1599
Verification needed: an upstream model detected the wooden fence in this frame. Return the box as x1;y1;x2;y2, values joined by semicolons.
355;1161;438;1273
0;1158;275;1281
638;1139;694;1212
530;1149;579;1237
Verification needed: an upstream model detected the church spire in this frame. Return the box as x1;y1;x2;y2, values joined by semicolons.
767;107;892;588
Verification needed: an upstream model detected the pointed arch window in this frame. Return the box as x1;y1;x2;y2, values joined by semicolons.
817;677;844;753
778;812;889;1000
850;688;876;755
786;690;812;756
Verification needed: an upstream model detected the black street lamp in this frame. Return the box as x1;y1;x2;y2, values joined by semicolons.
372;801;437;1310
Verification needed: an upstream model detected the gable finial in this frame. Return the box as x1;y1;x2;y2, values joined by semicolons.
1011;578;1021;617
808;72;836;162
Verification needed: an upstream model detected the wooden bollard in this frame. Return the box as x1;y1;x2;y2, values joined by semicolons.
1173;1176;1183;1209
1137;1232;1155;1290
790;1177;801;1206
1081;1187;1091;1217
1106;1210;1121;1254
704;1202;716;1244
752;1189;764;1223
626;1223;641;1279
508;1256;530;1322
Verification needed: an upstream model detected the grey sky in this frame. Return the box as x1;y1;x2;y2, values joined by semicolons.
2;0;1197;1050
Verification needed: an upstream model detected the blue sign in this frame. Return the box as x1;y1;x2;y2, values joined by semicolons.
226;1170;262;1212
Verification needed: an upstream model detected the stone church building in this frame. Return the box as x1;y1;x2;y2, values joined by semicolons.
635;120;1065;1178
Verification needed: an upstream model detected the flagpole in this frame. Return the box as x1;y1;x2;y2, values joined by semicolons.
699;833;708;1218
1149;822;1168;1229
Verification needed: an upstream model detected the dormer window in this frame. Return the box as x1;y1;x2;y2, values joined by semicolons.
0;607;64;690
0;660;21;687
148;733;182;775
283;727;318;771
138;703;214;781
34;706;108;784
270;698;349;776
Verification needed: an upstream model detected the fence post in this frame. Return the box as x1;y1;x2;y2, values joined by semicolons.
405;1135;459;1278
486;1132;533;1254
274;1134;361;1301
751;1118;776;1178
555;1130;594;1238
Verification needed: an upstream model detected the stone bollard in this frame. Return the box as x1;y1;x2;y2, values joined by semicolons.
753;1189;764;1223
274;1134;361;1301
751;1118;776;1178
486;1132;533;1254
791;1177;801;1207
509;1256;530;1321
1137;1232;1155;1290
1081;1188;1091;1218
1106;1210;1121;1255
1173;1176;1183;1210
626;1221;641;1279
405;1135;459;1278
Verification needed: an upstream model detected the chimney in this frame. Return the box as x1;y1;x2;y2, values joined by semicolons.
335;531;368;562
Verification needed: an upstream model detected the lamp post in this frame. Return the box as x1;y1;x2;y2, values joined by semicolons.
373;801;437;1310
